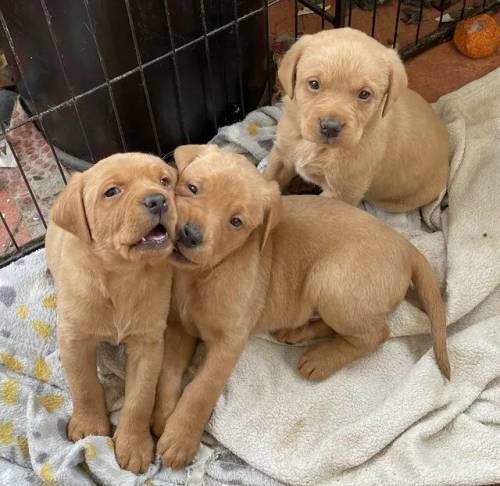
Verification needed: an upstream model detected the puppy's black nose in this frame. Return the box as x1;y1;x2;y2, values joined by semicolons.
144;193;167;215
319;119;343;138
179;223;203;248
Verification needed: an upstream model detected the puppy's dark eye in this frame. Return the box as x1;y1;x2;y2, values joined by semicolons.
160;176;170;186
358;90;371;100
104;186;121;198
230;217;242;228
308;80;320;91
187;184;198;194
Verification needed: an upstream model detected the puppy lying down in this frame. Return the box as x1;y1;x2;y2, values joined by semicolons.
265;28;449;212
153;144;450;469
45;153;177;474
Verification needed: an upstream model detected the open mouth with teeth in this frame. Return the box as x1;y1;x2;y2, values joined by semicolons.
133;224;169;250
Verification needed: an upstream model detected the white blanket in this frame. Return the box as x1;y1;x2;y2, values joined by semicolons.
206;68;500;485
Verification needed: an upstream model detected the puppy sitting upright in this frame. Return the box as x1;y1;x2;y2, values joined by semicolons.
45;153;177;474
265;28;449;212
154;144;450;469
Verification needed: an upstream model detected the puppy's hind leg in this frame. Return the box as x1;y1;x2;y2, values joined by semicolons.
298;315;389;381
273;319;335;344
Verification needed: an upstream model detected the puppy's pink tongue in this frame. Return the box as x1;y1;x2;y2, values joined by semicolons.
143;225;167;242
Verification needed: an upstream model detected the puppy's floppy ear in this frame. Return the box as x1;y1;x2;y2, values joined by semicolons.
50;172;92;243
278;34;312;99
382;49;408;118
260;181;282;253
174;144;217;173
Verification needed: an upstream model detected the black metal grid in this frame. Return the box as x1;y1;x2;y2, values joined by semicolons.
0;0;270;267
297;0;500;60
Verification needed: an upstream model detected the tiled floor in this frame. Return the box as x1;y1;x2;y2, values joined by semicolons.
0;99;67;259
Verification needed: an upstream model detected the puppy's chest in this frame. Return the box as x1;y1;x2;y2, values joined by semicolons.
289;143;331;186
288;141;362;188
174;278;235;340
99;272;169;343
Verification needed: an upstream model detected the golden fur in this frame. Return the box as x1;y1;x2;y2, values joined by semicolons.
153;145;450;469
265;28;449;212
45;153;177;474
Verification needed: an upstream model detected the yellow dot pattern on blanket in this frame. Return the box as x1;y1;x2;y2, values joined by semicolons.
42;294;57;310
32;320;51;342
0;353;23;373
17;435;29;459
33;357;51;382
106;437;114;450
84;442;96;460
17;305;28;319
2;378;18;406
247;123;260;136
0;421;13;445
40;462;55;485
39;394;64;413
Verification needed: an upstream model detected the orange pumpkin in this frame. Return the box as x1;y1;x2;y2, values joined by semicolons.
453;14;499;59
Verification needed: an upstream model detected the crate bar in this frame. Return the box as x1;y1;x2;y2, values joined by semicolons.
334;0;347;27
199;0;218;131
82;0;127;151
348;0;353;26
297;0;336;25
371;0;378;36
415;0;425;41
392;0;403;47
400;0;500;60
4;6;267;136
322;0;327;29
124;0;162;155
0;235;45;268
460;0;467;19
294;0;299;39
39;0;96;165
263;0;272;105
437;0;445;27
233;0;247;117
0;209;19;251
162;0;191;143
0;9;68;184
1;122;47;228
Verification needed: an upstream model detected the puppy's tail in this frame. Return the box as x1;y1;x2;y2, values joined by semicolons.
410;247;450;379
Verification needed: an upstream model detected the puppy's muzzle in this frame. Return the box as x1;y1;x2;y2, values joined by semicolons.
178;223;203;249
144;193;167;216
319;119;343;139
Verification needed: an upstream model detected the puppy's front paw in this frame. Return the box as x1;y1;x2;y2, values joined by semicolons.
114;428;154;474
158;418;200;470
298;348;334;381
68;412;110;441
272;327;308;344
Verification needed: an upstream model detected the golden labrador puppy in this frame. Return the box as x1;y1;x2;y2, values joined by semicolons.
153;144;450;469
265;28;449;212
45;153;177;474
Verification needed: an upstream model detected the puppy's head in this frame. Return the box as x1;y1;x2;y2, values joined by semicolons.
170;144;281;270
50;153;178;263
279;28;408;147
